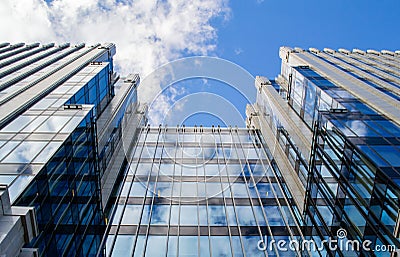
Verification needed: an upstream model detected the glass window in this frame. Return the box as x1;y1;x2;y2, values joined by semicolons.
242;236;265;257
132;235;145;257
343;120;379;137
357;145;389;167
3;141;47;163
371;145;400;167
121;205;142;225
170;205;179;225
199;236;211;257
365;120;400;137
180;182;197;197
33;142;62;163
150;205;170;225
129;182;147;197
2;116;35;132
206;182;224;198
208;205;227;226
180;205;198;225
198;205;208;226
231;183;249;198
210;236;232;257
0;175;16;185
140;205;151;225
145;236;166;257
264;206;285;226
8;175;34;202
22;116;48;132
0;141;20;161
235;206;256;226
60;116;84;133
179;236;198;256
31;98;57;110
36;116;71;133
112;235;134;257
111;205;124;225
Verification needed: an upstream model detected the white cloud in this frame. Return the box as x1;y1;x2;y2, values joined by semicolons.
234;47;243;55
0;0;230;108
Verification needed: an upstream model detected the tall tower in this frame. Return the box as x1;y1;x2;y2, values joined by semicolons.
0;42;145;256
248;47;400;256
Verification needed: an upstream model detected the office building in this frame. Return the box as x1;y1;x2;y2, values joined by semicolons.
0;42;145;256
1;41;400;257
247;47;400;256
99;126;309;257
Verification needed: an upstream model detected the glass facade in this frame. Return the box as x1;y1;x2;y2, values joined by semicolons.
1;43;399;257
0;42;142;257
260;47;400;257
100;127;311;257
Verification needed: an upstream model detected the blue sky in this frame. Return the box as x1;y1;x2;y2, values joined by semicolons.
151;0;400;126
161;0;400;125
214;0;400;78
1;0;399;127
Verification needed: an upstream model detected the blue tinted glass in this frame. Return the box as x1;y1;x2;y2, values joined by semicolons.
242;236;264;257
371;145;400;167
357;145;389;167
211;236;232;257
208;205;227;226
111;205;124;225
225;206;237;226
0;141;20;161
199;236;211;257
112;235;134;256
150;205;170;225
180;205;198;225
129;182;147;197
3;141;47;163
264;206;285;226
168;236;178;256
179;236;198;256
36;116;71;133
170;205;179;225
236;206;256;226
34;142;62;163
343;120;379;137
121;205;142;225
231;236;244;257
145;236;166;257
132;235;145;257
2;116;35;132
140;205;151;224
199;205;208;226
365;120;400;137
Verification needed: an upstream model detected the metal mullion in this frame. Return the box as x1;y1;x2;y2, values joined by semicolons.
142;127;167;257
176;127;185;257
195;130;201;257
230;128;270;257
130;127;163;257
248;129;311;256
212;128;235;257
200;129;212;257
165;127;179;257
103;126;147;257
217;129;247;257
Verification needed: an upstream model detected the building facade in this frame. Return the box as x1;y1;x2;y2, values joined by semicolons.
0;42;145;256
0;42;399;257
99;126;310;257
247;47;400;256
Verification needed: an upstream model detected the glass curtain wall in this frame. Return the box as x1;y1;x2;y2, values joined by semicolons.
100;126;315;257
